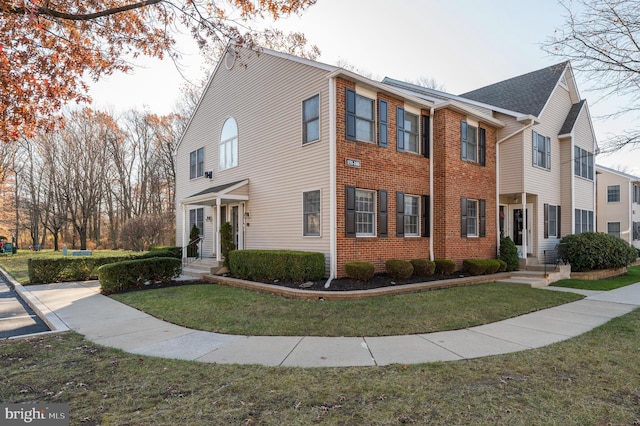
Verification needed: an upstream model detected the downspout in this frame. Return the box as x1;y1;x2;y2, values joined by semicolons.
496;119;535;255
325;76;337;288
429;107;435;261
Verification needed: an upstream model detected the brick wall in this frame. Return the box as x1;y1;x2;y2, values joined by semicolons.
334;78;498;277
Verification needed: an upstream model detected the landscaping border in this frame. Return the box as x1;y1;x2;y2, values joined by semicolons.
204;272;513;301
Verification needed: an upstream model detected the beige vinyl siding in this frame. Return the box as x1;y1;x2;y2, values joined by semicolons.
175;50;332;259
559;138;573;236
496;113;528;194
596;169;631;243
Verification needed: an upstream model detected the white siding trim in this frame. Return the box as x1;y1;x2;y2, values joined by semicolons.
329;77;337;280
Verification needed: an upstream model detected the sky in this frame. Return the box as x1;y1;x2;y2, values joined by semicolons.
89;0;639;174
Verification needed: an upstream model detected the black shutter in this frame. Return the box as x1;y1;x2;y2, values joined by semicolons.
345;186;356;237
396;192;405;237
557;205;561;237
421;115;430;158
378;99;388;148
479;199;486;238
346;88;356;141
544;203;549;239
396;107;405;152
461;197;468;237
461;121;467;160
378;190;388;237
422;195;430;237
479;127;486;166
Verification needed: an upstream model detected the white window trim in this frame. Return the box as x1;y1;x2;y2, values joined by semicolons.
467;198;479;238
219;117;238;171
354;90;376;144
548;204;558;238
302;94;321;146
404;194;420;237
302;189;322;237
462;120;478;163
607;185;621;203
189;147;205;180
607;221;621;238
355;189;376;237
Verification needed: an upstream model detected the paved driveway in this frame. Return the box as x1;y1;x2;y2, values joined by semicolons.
0;272;49;339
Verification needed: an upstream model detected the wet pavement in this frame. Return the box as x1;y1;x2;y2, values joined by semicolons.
0;271;49;339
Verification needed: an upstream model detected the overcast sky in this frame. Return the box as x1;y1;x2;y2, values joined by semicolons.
89;0;639;173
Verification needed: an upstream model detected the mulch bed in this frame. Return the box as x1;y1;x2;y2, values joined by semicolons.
242;273;470;292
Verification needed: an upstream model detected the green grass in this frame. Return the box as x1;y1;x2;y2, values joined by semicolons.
552;265;640;291
111;283;582;337
0;249;134;284
2;309;640;425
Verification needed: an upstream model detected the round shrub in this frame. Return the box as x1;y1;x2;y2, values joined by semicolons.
463;259;501;276
434;259;456;275
385;259;414;280
496;259;508;272
411;259;436;277
499;236;520;271
559;232;638;272
345;261;375;281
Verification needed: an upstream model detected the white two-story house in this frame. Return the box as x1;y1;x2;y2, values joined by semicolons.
596;165;640;249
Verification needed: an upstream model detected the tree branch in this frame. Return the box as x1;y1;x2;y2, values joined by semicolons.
3;0;163;21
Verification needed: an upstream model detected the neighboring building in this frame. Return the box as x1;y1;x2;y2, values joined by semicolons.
596;165;640;249
384;61;598;265
175;47;598;277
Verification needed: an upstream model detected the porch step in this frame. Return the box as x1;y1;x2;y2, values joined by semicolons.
181;258;222;279
496;277;548;288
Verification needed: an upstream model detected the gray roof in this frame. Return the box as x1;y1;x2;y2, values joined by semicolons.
187;180;246;198
559;100;586;135
460;62;569;116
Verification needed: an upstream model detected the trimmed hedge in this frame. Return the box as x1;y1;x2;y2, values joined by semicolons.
28;256;133;284
559;232;638;272
463;259;501;276
411;259;436;277
138;250;179;259
228;250;325;282
98;257;182;294
496;259;508;273
385;259;414;280
434;259;456;275
149;246;182;258
345;261;375;282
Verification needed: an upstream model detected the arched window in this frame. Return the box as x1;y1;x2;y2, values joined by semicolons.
219;118;238;170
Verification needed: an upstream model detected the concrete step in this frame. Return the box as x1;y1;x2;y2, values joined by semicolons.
497;277;548;288
181;258;222;278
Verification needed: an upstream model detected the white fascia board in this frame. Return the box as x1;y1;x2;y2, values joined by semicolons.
434;100;505;128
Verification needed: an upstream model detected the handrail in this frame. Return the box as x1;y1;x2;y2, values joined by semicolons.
182;237;204;267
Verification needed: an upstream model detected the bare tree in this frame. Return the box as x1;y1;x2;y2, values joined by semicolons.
543;0;640;151
411;76;446;92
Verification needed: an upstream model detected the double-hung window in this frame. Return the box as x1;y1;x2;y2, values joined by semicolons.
633;185;640;204
607;222;621;238
189;147;204;179
397;109;419;153
303;190;321;236
574;146;594;180
633;222;639;240
219;117;238;170
345;88;375;143
404;195;420;236
355;189;376;236
303;95;320;144
532;130;551;170
466;199;478;237
574;209;594;234
461;197;486;238
607;185;621;203
544;204;561;238
461;121;486;165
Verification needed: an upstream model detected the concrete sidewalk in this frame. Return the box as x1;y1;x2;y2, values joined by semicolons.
11;278;640;367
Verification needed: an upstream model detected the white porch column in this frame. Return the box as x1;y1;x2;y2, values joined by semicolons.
521;192;527;258
216;200;221;261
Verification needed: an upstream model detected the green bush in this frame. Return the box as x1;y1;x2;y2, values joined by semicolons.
559;232;638;272
187;225;200;257
220;222;236;268
28;256;134;284
149;246;182;258
434;259;456;275
496;259;508;272
410;259;436;277
463;259;501;276
98;257;182;295
228;250;325;282
344;261;375;282
138;250;178;259
499;236;520;271
385;259;414;280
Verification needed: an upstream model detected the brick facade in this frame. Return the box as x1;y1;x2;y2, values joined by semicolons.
335;78;498;277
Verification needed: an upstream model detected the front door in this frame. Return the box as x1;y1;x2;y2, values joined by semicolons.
512;204;533;256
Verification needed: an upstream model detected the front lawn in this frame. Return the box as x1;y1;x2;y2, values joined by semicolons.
552;265;640;291
111;283;581;336
1;309;640;424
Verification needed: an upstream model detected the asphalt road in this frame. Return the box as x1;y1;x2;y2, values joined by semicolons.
0;272;49;339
